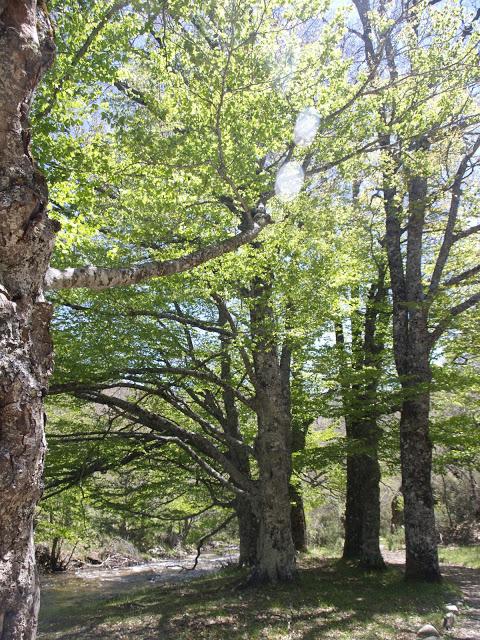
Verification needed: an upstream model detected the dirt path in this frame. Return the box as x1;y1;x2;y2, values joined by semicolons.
383;550;480;640
442;564;480;640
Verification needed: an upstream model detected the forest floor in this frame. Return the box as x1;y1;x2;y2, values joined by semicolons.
383;549;480;640
38;547;480;640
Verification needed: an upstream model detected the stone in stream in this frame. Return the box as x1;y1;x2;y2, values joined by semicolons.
443;612;455;630
445;604;459;613
417;623;440;637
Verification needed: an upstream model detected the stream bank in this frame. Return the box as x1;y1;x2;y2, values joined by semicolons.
39;547;237;635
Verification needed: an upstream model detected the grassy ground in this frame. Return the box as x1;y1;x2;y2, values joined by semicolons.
438;545;480;569
38;554;455;640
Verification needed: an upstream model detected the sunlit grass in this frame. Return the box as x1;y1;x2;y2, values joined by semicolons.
438;545;480;569
38;556;452;640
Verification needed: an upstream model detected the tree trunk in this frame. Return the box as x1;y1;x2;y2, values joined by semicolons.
337;272;386;570
249;277;296;583
290;420;308;553
252;377;296;581
289;484;307;552
343;422;385;569
400;391;440;581
343;447;363;559
253;452;296;582
235;495;259;567
0;3;56;638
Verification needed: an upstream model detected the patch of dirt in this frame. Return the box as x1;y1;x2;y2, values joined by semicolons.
383;550;480;640
442;565;480;640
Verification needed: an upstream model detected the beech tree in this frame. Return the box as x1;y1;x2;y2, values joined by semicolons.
0;2;271;636
0;4;56;636
336;263;389;569
31;0;374;589
1;0;371;631
312;183;394;570
352;0;480;580
46;200;340;582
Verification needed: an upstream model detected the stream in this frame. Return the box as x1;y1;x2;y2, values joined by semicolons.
39;547;238;631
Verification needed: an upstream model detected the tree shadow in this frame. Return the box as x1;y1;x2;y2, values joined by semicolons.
38;559;451;639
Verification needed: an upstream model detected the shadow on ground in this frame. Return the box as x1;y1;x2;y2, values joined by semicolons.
38;556;456;640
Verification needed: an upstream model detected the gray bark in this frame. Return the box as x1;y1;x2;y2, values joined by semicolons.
400;390;440;580
44;213;270;291
249;278;296;582
0;2;56;638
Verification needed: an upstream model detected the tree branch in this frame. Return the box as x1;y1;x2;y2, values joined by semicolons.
429;291;480;344
443;264;480;288
428;135;480;299
453;223;480;243
39;1;129;118
73;390;254;494
185;512;236;571
44;213;270;290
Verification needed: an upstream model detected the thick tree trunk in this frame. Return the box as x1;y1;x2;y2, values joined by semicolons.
252;382;296;582
249;278;296;583
394;167;440;581
253;466;296;582
400;391;440;581
0;3;56;638
343;422;385;569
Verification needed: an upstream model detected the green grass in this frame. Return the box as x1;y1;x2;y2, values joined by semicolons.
38;557;452;640
438;545;480;569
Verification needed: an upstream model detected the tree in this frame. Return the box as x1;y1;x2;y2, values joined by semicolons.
336;262;389;569
36;0;374;588
352;0;480;580
0;3;56;636
47;269;319;581
0;2;270;636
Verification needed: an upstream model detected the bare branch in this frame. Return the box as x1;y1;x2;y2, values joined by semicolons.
185;512;236;571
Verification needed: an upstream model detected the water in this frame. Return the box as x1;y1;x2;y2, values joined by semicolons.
39;548;238;630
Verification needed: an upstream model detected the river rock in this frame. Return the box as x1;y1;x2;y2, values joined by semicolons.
417;624;440;637
445;604;459;613
443;612;455;629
